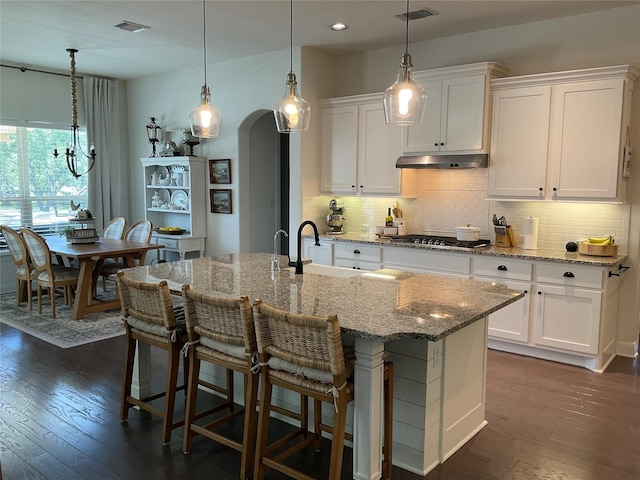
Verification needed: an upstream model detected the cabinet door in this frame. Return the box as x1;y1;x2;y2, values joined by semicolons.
486;280;531;343
440;75;486;152
303;238;332;265
402;75;486;154
357;102;403;195
402;79;443;153
548;80;624;199
320;105;358;193
488;86;551;198
532;284;601;354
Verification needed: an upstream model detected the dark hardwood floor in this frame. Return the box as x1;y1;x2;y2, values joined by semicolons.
1;323;639;480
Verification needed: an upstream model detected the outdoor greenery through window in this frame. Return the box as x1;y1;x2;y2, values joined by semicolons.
0;124;89;246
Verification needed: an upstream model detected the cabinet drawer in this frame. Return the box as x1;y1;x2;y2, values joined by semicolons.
536;263;603;289
383;247;470;275
334;243;381;263
158;238;179;250
472;257;532;281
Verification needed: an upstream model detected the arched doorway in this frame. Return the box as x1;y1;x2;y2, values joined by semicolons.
238;111;289;256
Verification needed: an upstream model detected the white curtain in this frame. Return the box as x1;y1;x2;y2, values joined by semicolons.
84;77;126;230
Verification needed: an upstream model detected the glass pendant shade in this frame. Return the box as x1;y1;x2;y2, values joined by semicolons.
190;84;222;138
383;53;427;125
274;72;311;133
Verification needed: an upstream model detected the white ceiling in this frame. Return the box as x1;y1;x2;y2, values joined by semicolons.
1;0;637;80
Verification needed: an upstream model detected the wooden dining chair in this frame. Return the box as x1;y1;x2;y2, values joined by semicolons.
99;220;152;292
181;285;259;480
20;228;79;319
103;216;126;240
116;271;188;445
1;225;36;310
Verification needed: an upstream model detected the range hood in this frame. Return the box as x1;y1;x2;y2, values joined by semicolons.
396;154;488;169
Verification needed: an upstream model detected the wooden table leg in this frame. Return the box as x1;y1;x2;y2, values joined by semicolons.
71;260;94;320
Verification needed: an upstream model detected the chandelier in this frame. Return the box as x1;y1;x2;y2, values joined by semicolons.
53;49;96;178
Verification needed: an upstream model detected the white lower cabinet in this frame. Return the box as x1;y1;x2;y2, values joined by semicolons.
472;257;532;343
333;243;381;271
382;246;470;277
312;238;623;371
532;263;604;356
484;259;623;371
302;238;332;265
532;283;601;354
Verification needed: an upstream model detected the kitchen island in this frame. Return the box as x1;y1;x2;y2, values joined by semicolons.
122;253;523;479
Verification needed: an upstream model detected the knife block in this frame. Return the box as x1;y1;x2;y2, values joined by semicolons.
495;226;516;247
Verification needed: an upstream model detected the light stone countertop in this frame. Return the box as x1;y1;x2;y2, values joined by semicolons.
122;253;523;343
313;232;627;267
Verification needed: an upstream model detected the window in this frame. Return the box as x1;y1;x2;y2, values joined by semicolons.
0;124;89;244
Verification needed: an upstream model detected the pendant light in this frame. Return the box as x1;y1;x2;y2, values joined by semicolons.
274;0;311;133
382;0;426;125
190;0;222;138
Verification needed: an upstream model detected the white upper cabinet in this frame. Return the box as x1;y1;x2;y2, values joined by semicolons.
488;65;639;202
488;86;552;198
320;93;416;197
402;62;509;155
320;104;359;194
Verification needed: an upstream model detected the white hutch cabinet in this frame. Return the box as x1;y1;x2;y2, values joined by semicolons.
141;156;206;260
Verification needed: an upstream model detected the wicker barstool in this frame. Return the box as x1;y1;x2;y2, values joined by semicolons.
116;271;188;445
181;285;259;480
252;299;356;480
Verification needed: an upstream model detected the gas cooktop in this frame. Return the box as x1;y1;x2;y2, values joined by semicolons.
388;234;490;249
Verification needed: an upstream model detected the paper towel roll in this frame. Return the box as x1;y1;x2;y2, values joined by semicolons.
523;216;539;250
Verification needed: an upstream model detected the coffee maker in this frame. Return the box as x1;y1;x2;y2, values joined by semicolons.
324;199;346;234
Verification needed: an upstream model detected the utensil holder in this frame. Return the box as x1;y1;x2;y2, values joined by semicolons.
494;225;515;247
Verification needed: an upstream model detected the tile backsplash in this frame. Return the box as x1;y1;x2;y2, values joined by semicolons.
304;169;629;253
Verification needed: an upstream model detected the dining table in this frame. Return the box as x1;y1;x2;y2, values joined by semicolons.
44;236;163;320
122;252;523;480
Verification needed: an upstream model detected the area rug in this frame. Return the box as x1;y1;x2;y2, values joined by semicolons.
0;292;125;349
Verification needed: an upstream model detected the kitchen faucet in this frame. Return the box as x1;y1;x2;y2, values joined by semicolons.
289;220;320;274
272;229;288;272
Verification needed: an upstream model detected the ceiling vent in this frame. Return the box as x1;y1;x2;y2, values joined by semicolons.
114;21;150;33
395;8;437;21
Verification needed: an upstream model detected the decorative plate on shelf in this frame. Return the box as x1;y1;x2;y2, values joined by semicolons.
171;190;188;210
158;189;171;206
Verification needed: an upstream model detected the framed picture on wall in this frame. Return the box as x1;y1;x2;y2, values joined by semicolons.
210;189;232;214
209;158;231;184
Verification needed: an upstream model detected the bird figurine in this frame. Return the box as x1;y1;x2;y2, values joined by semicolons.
70;200;81;211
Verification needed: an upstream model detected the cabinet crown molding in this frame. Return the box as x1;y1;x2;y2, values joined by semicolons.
492;65;640;89
412;61;510;81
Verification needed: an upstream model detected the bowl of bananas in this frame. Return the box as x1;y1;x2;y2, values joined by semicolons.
156;227;186;236
578;235;618;256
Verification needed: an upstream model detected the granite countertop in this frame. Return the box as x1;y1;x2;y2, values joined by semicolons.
313;232;627;267
122;253;523;343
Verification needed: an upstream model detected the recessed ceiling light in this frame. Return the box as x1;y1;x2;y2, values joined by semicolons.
330;22;349;31
114;21;150;33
